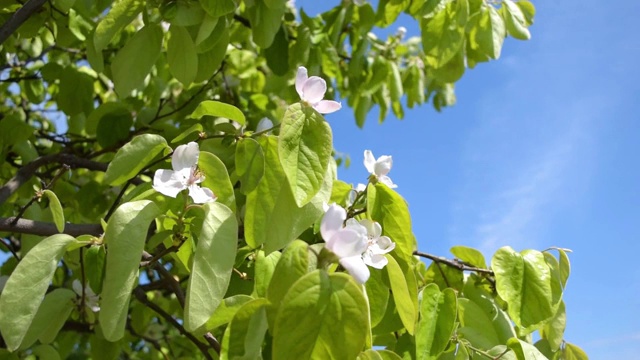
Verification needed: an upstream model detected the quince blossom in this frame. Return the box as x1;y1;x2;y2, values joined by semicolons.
295;66;342;114
72;280;100;312
364;150;397;188
321;204;395;284
153;142;216;204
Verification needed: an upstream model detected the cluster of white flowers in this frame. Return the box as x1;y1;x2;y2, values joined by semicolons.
321;204;395;283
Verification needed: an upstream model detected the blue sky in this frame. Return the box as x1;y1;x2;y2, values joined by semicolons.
300;0;640;358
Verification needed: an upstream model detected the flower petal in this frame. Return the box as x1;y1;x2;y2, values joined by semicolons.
72;279;83;296
355;183;367;192
378;175;397;189
256;117;274;133
359;219;381;239
374;155;392;176
363;252;388;269
301;76;327;104
326;228;367;258
321;204;347;242
295;66;308;99
153;169;186;198
314;100;342;114
172;142;200;172
188;184;216;204
364;150;376;174
340;256;370;284
376;236;396;254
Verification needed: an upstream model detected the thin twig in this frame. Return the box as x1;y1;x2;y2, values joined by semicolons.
133;287;213;360
413;251;494;275
0;238;20;261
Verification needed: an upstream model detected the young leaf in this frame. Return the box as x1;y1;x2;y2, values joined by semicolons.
220;298;269;360
254;250;281;298
507;338;548;359
279;103;333;207
111;24;163;97
540;301;566;351
266;240;310;330
103;134;169;186
0;234;77;351
99;200;160;341
358;349;403;360
562;342;589;360
491;247;555;329
202;295;254;332
420;0;466;68
502;0;531;40
450;245;486;269
235;138;265;194
184;202;238;332
385;255;417;335
191;100;246;125
367;183;417;263
416;284;457;360
198;151;236;211
273;271;369;360
42;190;64;233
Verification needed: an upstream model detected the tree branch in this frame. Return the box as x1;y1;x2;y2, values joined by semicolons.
0;217;102;237
0;0;47;45
413;251;495;275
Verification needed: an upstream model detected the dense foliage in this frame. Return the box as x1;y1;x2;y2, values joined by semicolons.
0;0;588;359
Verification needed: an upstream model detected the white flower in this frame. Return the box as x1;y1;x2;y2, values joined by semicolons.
153;142;216;204
256;117;274;133
349;219;395;269
73;280;100;312
364;150;397;188
295;66;342;114
320;205;395;283
397;26;407;39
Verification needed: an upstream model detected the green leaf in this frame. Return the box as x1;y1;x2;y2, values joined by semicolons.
388;61;403;103
235;138;265;194
198;151;236;211
32;344;61;360
85;245;106;294
385;255;417;335
254;250;281;298
421;0;466;68
502;0;531;40
540;301;566;351
104;134;169;186
416;284;457;360
96;110;132;148
184;202;238;332
273;271;369;360
203;295;254;331
111;24;163;97
367;183;417;263
171;124;204;144
366;268;389;328
491;247;555;329
244;136;331;252
461;276;516;347
279;103;333;207
200;0;236;17
0;234;77;351
86;29;104;73
247;0;286;48
450;245;486;269
358;349;403;360
167;25;198;85
507;338;548;360
57;67;94;116
42;190;64;233
265;27;290;76
562;342;589;360
472;5;505;59
99;200;161;341
0;113;32;147
220;298;269;360
20;289;75;349
94;0;144;51
191;100;246;125
266;240;310;330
